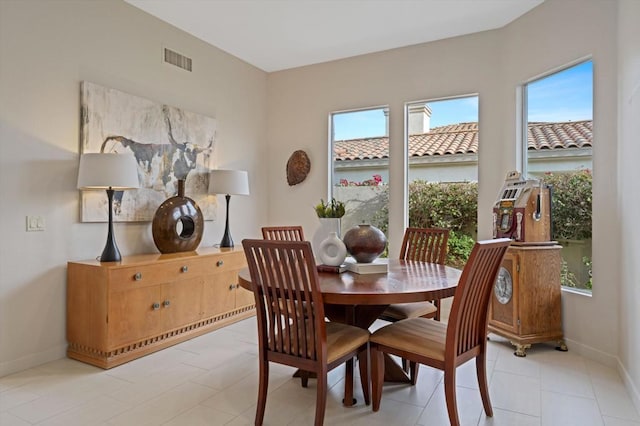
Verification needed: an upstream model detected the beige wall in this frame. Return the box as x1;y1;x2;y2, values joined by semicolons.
266;0;633;398
502;0;620;365
0;0;268;374
618;0;640;408
267;30;504;250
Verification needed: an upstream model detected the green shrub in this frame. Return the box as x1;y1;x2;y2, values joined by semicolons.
543;170;592;240
446;231;476;269
560;258;579;287
408;180;478;234
583;256;593;290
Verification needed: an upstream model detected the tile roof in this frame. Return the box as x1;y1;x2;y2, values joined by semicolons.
334;120;592;161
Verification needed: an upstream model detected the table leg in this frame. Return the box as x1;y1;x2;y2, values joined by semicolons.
383;354;411;383
325;304;412;403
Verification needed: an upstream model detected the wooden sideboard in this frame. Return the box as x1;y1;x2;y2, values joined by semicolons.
66;247;254;369
488;244;567;357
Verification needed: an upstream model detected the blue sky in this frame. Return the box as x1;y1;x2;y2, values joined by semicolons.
333;60;593;141
527;60;593;122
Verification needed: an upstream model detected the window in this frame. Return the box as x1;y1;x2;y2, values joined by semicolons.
405;96;479;268
330;107;389;241
523;60;593;291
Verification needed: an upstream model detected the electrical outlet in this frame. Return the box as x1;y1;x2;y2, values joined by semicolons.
26;215;45;232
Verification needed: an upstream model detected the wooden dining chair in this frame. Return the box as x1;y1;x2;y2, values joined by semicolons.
380;228;450;322
261;225;305;242
370;238;511;426
242;239;370;426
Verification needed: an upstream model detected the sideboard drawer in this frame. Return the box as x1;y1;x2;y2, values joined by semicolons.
207;251;246;274
110;264;180;290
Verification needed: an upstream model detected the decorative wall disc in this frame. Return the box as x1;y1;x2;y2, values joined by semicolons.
286;150;310;186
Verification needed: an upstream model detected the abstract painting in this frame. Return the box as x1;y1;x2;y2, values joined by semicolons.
80;81;217;222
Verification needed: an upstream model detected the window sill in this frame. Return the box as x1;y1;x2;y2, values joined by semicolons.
561;286;593;297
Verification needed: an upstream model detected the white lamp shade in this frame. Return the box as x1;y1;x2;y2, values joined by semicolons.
208;170;250;196
77;153;140;190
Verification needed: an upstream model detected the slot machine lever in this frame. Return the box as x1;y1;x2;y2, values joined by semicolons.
533;193;542;221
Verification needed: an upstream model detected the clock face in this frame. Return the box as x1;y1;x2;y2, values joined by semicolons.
494;266;513;304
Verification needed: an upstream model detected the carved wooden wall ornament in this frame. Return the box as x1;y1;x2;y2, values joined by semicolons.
286;150;310;186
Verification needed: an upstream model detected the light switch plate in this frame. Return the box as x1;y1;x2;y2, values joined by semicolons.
26;215;45;232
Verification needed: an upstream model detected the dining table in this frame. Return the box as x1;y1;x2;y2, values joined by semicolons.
237;258;462;407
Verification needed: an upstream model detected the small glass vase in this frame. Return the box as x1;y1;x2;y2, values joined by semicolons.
318;232;347;266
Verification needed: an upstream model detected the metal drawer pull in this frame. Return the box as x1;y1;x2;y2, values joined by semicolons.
163;300;170;307
229;284;237;290
181;265;188;273
134;273;142;281
152;302;160;310
216;260;224;267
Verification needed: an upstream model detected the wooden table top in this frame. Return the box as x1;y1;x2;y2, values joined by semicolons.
238;259;461;306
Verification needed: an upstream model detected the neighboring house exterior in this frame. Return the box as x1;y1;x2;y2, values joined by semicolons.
333;119;593;184
333;116;594;288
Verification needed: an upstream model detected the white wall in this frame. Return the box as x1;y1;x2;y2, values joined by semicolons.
266;0;624;377
0;0;268;375
618;0;640;409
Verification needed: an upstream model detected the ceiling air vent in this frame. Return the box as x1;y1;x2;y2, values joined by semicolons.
164;48;192;72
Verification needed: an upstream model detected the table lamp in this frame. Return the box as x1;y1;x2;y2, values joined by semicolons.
208;169;250;247
77;153;140;262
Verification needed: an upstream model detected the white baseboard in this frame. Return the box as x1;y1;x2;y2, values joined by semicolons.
564;337;618;367
0;344;66;378
618;359;640;418
565;337;640;417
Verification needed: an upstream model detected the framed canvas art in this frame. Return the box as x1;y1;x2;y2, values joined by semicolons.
79;81;217;222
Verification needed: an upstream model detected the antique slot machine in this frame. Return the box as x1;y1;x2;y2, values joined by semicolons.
488;171;567;357
492;170;551;243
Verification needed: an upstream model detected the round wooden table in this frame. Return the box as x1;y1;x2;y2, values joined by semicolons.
238;259;462;405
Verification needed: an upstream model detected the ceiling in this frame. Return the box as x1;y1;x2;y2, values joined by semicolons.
124;0;543;73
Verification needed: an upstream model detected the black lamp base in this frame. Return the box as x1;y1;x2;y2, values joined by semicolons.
100;239;122;262
100;188;122;262
220;194;234;248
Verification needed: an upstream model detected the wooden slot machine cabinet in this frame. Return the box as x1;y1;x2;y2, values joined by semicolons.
488;171;567;357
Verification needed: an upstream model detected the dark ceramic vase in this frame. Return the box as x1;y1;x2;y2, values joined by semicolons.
152;180;204;253
343;224;387;263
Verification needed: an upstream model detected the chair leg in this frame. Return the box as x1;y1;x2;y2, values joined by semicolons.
300;370;309;388
443;368;460;426
434;299;441;322
476;353;493;417
315;369;328;426
344;358;354;406
255;359;269;426
358;348;370;405
371;345;384;412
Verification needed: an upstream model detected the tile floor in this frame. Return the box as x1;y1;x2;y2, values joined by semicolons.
1;317;639;426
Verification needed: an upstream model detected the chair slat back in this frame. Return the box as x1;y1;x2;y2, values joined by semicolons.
446;239;511;358
243;239;326;362
400;227;450;264
262;226;305;242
